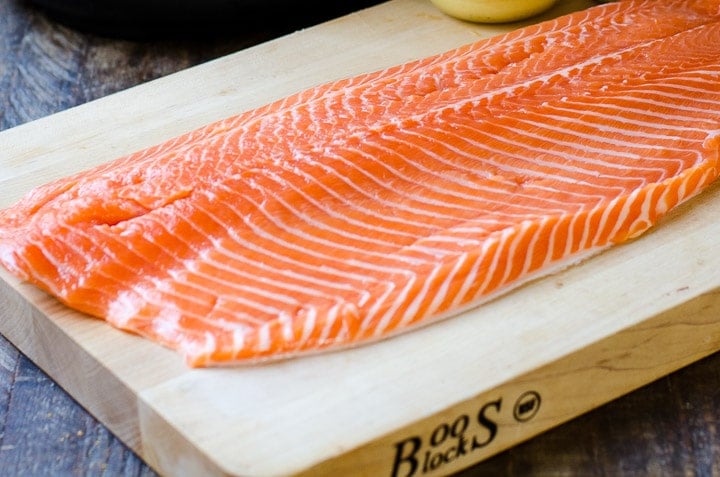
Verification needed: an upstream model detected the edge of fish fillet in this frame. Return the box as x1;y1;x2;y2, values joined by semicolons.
177;148;720;367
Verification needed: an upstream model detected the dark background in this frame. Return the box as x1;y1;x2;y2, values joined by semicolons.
0;0;719;475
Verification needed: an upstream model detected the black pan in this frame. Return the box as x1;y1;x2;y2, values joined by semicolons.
26;0;384;38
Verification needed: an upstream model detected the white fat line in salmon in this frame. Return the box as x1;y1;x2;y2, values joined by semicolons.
364;134;571;214
366;273;417;337
622;84;720;111
321;148;486;217
254;171;434;254
546;101;717;133
369;131;584;211
150;205;365;302
510;115;697;173
265;166;435;237
385;127;610;214
396;125;612;204
521;108;707;144
297;148;475;223
103;221;300;322
483;122;669;180
193;196;387;292
233;183;431;268
576;92;720;126
394;263;445;330
441;124;635;194
426;252;470;318
539;110;712;140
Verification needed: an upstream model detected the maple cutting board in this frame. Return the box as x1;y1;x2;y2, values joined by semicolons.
1;0;720;475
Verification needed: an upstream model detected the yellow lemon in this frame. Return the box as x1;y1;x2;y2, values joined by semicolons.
430;0;559;23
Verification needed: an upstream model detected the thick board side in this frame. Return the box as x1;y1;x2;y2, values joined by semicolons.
1;0;719;476
301;290;720;477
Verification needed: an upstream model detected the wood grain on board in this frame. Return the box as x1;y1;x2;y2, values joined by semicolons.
1;0;719;475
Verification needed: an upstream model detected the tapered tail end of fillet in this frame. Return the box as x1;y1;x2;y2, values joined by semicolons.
181;300;363;368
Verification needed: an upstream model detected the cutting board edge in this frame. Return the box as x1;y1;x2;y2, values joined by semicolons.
288;287;720;477
0;275;146;455
3;271;718;477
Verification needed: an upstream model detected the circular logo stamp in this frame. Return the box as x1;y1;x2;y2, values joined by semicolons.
513;391;541;422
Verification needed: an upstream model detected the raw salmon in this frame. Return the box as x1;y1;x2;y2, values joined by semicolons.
1;0;719;367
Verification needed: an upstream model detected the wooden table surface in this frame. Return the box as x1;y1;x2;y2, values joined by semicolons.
1;0;719;475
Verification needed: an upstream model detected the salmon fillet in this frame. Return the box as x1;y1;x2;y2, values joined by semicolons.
1;0;719;367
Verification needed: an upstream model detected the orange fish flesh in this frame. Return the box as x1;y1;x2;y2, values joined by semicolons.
0;0;719;366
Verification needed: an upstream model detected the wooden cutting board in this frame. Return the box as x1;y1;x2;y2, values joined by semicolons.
1;0;719;475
